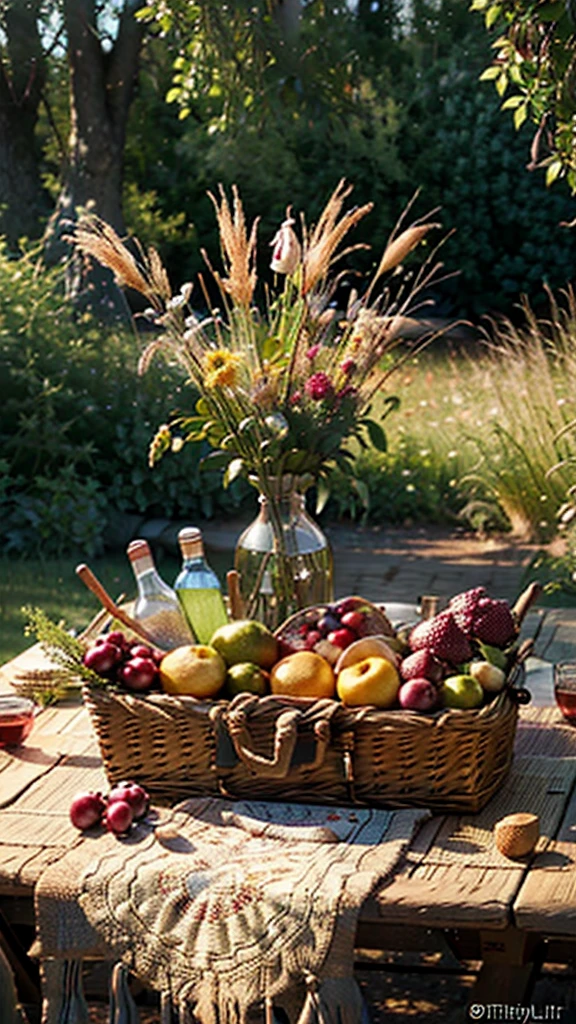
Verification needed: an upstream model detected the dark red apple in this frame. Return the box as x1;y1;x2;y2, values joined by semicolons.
108;782;149;820
83;642;123;675
69;791;106;830
398;678;439;712
104;799;134;835
120;657;157;691
129;644;154;660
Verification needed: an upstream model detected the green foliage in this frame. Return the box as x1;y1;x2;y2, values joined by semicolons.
0;244;249;557
471;0;576;189
23;605;102;687
119;0;576;321
327;439;467;526
398;6;576;316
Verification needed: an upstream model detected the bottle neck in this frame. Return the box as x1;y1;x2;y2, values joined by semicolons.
179;528;205;562
131;561;173;597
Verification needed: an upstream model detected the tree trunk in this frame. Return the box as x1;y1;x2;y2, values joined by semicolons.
0;0;50;248
45;0;145;315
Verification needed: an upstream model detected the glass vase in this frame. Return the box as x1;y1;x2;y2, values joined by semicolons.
234;476;334;630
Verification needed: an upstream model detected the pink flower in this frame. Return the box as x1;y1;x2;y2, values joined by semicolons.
290;390;302;405
306;344;321;361
340;357;356;376
305;372;334;401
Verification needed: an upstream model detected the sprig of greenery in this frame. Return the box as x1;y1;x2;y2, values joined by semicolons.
23;606;105;688
472;0;576;189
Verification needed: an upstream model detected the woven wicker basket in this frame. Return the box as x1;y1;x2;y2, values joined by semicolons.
83;678;520;813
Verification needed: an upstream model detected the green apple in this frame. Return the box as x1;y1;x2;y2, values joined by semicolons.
442;674;484;710
225;662;269;698
469;660;506;694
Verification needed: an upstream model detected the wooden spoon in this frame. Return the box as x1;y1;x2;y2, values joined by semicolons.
75;563;166;651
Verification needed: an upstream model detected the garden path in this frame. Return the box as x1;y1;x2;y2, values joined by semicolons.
187;520;540;606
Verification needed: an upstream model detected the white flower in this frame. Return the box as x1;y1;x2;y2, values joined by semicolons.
270;207;301;275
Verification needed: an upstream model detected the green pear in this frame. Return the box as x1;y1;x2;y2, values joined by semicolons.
210;619;278;669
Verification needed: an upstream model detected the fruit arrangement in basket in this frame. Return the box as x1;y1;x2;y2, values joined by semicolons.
78;584;535;714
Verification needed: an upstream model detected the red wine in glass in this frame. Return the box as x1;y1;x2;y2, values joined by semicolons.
554;664;576;724
0;697;34;747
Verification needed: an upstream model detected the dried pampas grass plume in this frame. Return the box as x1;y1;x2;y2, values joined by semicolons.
374;222;440;281
207;184;259;308
72;215;171;307
302;180;373;294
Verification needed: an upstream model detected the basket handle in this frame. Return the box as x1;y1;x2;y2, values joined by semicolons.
224;696;331;778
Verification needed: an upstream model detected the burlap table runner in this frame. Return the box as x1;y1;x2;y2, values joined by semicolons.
34;797;428;1023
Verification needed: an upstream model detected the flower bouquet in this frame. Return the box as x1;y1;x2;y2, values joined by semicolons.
73;182;448;627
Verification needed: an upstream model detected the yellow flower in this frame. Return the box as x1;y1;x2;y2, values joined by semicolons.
204;349;242;389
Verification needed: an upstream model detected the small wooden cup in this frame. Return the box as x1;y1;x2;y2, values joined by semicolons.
494;812;539;859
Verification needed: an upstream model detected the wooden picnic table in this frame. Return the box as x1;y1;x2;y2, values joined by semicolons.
1;641;576;1017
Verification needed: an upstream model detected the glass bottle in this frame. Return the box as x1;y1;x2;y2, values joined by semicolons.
174;527;229;644
127;539;195;649
234;477;334;630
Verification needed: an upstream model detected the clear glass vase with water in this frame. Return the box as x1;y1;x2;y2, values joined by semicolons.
234;478;334;630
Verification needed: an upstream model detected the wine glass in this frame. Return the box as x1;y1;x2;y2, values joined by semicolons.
554;663;576;724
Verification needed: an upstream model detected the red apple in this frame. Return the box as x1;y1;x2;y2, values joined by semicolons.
108;782;149;820
69;791;106;830
399;678;439;712
120;657;157;691
340;610;364;633
328;628;355;649
304;629;322;650
104;799;134;835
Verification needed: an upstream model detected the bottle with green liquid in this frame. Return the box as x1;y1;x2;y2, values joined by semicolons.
174;527;229;644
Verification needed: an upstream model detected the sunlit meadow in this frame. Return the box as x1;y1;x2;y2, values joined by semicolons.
346;299;576;542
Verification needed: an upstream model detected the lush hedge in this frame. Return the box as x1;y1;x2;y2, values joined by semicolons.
0;247;249;557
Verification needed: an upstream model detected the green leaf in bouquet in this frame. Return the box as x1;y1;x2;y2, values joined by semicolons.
364;419;388;452
478;642;508;670
200;450;232;471
315;475;331;515
223;457;244;487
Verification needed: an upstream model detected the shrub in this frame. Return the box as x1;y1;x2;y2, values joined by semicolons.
0;245;249;557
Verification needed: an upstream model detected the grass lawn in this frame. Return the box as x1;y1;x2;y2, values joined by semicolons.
0;553;181;665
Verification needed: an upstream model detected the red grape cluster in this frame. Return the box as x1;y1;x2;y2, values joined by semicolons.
83;630;162;692
298;598;367;652
69;781;150;836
